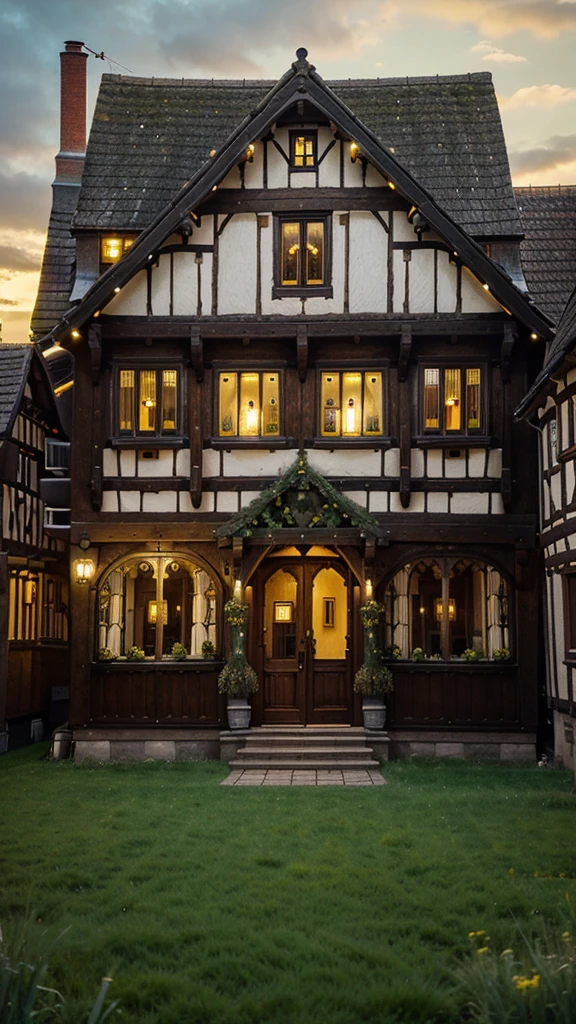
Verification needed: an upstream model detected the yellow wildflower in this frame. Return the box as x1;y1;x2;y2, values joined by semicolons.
562;931;571;939
514;975;540;991
477;947;489;955
509;868;515;875
501;949;514;956
559;872;566;878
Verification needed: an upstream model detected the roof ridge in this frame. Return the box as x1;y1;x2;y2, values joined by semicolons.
100;71;493;88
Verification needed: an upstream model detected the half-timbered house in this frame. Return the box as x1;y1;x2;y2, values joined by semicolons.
0;344;69;752
33;45;553;762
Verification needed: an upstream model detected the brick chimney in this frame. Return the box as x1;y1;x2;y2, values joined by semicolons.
55;40;87;185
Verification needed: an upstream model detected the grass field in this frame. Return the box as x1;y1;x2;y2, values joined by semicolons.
1;745;575;1024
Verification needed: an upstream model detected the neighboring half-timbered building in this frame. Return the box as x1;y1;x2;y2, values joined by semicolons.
0;345;69;752
34;46;552;762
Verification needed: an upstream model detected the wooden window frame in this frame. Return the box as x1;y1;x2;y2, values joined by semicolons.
314;365;388;443
562;572;576;663
100;234;137;265
417;363;487;440
289;130;318;171
214;368;284;441
272;214;333;298
111;362;184;444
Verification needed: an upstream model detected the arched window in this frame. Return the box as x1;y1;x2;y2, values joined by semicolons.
97;556;217;659
384;558;510;660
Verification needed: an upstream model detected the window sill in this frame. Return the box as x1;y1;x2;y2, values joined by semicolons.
413;436;493;449
92;659;225;671
209;437;295;450
272;285;333;299
109;437;189;450
310;438;392;449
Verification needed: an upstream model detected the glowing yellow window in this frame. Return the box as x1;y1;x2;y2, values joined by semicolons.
161;370;177;432
218;372;281;438
342;372;362;436
424;369;440;429
281;223;300;285
363;373;383;435
321;372;383;438
239;373;260;436
101;236;135;263
262;374;280;436
444;369;461;432
292;133;316;168
466;369;481;430
219;373;238;436
119;370;134;431
321;373;341;436
305;222;324;285
139;370;157;433
279;218;326;288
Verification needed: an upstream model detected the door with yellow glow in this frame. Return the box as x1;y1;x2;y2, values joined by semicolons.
255;556;352;724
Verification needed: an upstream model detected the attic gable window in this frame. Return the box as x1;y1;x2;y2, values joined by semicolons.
101;236;135;264
117;368;180;437
273;215;332;298
290;131;317;169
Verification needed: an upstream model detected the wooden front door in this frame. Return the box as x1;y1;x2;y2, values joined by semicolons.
252;555;353;725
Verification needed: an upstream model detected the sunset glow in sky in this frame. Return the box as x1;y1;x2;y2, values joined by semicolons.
1;0;576;341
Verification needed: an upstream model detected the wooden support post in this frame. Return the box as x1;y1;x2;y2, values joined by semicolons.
501;323;518;507
0;552;8;746
440;570;451;661
399;326;412;508
189;372;203;509
88;323;102;382
190;328;204;383
89;376;103;511
297;325;308;383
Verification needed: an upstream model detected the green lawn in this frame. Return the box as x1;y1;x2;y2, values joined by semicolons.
1;745;575;1024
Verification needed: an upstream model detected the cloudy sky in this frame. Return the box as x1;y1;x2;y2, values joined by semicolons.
1;0;576;341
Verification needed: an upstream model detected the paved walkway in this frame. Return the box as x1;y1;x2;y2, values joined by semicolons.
222;768;386;786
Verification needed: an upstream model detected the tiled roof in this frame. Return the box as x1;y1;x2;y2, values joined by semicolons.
31;191;79;341
514;185;576;325
0;344;33;437
74;71;520;238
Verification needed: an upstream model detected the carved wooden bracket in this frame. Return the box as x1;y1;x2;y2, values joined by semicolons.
190;329;204;383
297;325;308;382
90;464;102;511
363;535;376;566
398;323;412;382
232;536;243;577
88;324;102;382
400;466;411;508
190;459;202;508
500;323;517;383
501;467;512;506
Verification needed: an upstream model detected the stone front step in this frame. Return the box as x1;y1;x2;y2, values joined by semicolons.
235;745;375;761
229;757;381;771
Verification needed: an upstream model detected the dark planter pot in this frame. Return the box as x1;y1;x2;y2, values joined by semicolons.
362;697;386;731
227;698;252;731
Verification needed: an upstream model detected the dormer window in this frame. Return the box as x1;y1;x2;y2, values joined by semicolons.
290;131;317;169
101;236;135;264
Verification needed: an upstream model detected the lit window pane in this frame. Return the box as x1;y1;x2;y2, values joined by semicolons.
293;135;315;167
424;368;439;429
262;374;280;436
444;369;461;431
101;237;123;262
161;370;177;431
281;223;300;285
342;373;362;436
321;373;340;436
119;370;134;431
139;370;157;432
305;222;324;285
466;368;481;430
239;373;260;436
219;373;238;436
363;373;383;435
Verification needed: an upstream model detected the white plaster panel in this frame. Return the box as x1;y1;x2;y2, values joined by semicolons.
392;250;406;313
426;450;443;478
142;491;178;512
436;252;457;313
552;573;568;700
409;249;435;313
217;215;257;315
427;492;449;513
151;253;171;316
369;492;388;512
551;471;562;513
137;450;173;477
307;448;381;477
349;212;387;314
384;448;399;476
220;167;242;189
467;449;486;477
444;456;466;479
200;252;213;317
393;211;416;243
244;149;264;188
561;401;570;451
301;294;342;315
267;128;288;187
289;172;316;188
202;449;221;477
317;129;340;187
460;267;502;313
190;218;214;246
542;426;549;474
543;484;550;523
565;460;576;503
343;490;368;508
241;491;261;506
119;490;140;512
103;448;117;477
176;450;191;476
344;153;363;187
490;494;505;514
567;368;576;387
217;491;239;513
179;492;193;513
102;491;119;512
411;449;425;478
450;493;489;514
390;491;425;513
365;162;386;188
172;251;198;316
102;270;148;315
181;491;214;513
119;450;136;477
487;449;502;478
222;449;295;477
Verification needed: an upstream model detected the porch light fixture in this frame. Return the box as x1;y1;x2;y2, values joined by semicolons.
434;597;456;621
78;531;91;551
234;578;242;600
388;181;396;190
114;287;121;293
70;329;81;340
246;143;255;161
350;141;359;162
365;579;373;600
74;557;95;584
530;332;539;341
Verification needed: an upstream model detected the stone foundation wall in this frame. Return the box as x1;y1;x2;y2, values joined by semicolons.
552;711;575;770
388;730;536;762
73;728;220;763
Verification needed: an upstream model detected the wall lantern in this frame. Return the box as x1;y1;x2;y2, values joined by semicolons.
74;558;95;585
245;143;255;162
365;578;373;600
350;141;359;163
78;531;91;551
434;597;456;621
24;579;38;605
234;578;242;600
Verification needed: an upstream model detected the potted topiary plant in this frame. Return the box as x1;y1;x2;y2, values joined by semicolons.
98;647;116;661
171;642;187;661
354;601;393;730
461;647;484;662
411;647;427;662
201;639;216;660
218;598;258;729
493;647;511;662
126;645;145;661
